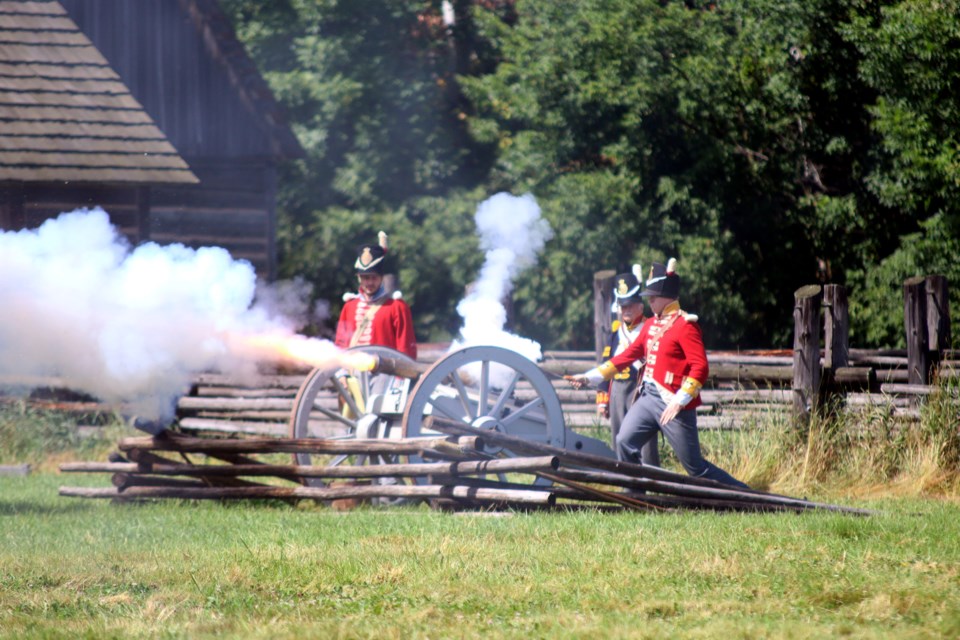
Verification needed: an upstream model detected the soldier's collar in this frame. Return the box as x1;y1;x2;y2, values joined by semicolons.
360;285;388;303
657;300;681;318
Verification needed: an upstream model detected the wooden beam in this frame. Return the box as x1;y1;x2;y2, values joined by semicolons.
926;275;951;371
593;270;615;362
792;285;822;421
903;276;930;385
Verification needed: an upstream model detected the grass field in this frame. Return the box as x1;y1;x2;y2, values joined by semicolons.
2;401;960;639
3;478;960;638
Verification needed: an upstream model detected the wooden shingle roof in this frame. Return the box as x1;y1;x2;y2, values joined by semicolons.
0;0;198;184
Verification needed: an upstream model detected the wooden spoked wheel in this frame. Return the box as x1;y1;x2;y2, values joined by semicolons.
288;345;415;492
401;345;566;487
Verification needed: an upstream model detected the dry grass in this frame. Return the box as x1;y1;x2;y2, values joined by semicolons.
687;378;960;500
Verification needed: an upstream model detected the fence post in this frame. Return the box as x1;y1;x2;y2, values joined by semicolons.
903;276;930;385
822;284;849;408
594;270;615;362
793;285;822;423
926;275;950;376
822;284;849;370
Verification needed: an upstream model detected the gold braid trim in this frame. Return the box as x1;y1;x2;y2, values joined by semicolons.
597;361;619;380
680;376;703;398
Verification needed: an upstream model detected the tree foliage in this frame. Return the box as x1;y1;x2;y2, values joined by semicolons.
842;0;960;345
223;0;960;349
220;0;493;339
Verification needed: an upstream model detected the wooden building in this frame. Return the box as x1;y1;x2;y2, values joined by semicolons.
0;0;302;278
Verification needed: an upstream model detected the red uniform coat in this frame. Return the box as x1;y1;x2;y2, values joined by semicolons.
335;297;418;359
598;304;708;409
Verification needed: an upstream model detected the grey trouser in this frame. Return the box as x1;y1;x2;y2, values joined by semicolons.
609;378;660;467
615;383;748;488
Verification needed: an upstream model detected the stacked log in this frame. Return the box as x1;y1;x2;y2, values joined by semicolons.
58;426;870;515
3;347;953;437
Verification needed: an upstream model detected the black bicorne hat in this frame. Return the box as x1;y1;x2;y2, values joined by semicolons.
354;231;389;274
640;258;680;298
613;265;644;306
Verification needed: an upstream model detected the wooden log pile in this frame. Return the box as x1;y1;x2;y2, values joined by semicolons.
58;426;871;515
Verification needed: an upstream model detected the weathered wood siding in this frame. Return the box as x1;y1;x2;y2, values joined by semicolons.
56;0;298;278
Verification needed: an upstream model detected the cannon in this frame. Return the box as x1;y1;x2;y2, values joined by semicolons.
288;345;615;488
61;346;872;514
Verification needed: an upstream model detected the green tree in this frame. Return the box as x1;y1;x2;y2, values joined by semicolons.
843;1;960;346
223;0;960;350
463;0;850;347
221;0;494;339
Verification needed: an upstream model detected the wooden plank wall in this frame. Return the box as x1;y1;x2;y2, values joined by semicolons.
59;0;275;160
56;0;283;277
9;173;273;276
150;160;275;274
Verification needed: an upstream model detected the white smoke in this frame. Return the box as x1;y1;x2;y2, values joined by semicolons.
0;208;326;421
453;192;553;372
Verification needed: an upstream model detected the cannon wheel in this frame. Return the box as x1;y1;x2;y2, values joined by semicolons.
401;345;566;487
288;345;415;491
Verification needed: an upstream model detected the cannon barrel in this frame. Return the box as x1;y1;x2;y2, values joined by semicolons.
368;354;430;379
368;352;567;383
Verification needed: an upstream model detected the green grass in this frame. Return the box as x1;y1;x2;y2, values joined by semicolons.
3;392;960;639
2;475;959;639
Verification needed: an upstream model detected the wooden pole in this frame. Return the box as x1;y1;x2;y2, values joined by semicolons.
594;270;616;362
551;468;872;514
112;473;209;490
792;285;822;421
59;483;557;506
822;284;850;408
60;455;560;480
926;275;951;376
903;276;930;385
117;434;484;456
823;284;849;370
121;448;272;488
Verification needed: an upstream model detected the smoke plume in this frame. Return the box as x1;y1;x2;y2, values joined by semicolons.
0;208;328;421
454;192;553;365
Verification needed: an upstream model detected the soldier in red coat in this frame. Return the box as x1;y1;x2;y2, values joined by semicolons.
334;231;417;359
569;259;747;488
597;266;659;467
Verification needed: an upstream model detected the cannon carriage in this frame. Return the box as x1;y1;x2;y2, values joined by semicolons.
288;344;616;489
